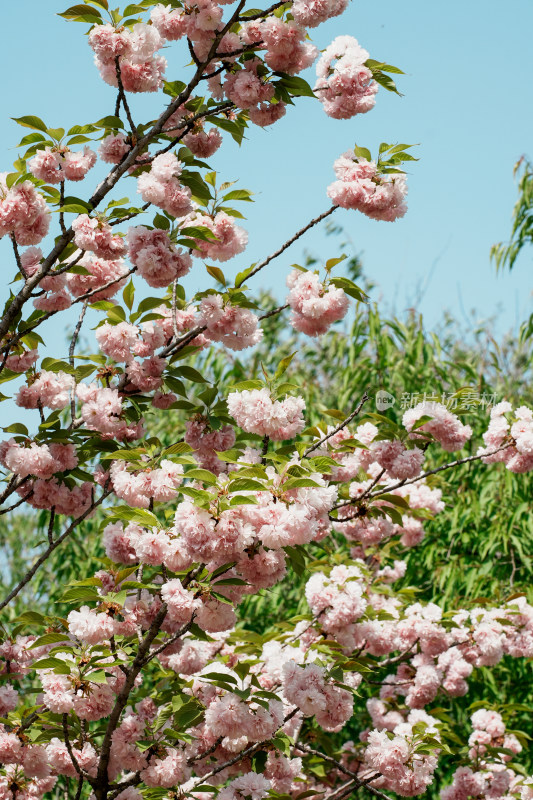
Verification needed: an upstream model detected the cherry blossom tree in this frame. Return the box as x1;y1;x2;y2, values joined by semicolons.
0;3;532;800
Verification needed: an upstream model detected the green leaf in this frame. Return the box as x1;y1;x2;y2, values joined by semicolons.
163;441;194;455
106;507;160;528
228;478;265;493
14;611;45;625
185;468;218;484
277;75;315;98
31;657;71;673
3;423;29;435
12;115;48;133
206;264;226;286
123;279;135;311
94;115;125;129
354;145;372;161
59;586;100;604
29;633;71;649
58;3;102;20
59;204;90;214
274;352;296;381
222;189;253;202
67;134;94;146
175;366;208;383
153;213;170;230
180;225;218;241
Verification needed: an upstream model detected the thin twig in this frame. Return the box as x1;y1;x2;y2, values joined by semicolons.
304;392;369;457
0;488;112;611
10;235;26;278
259;303;289;321
369;444;512;500
109;202;151;227
62;714;84;777
69;300;88;426
235;205;338;287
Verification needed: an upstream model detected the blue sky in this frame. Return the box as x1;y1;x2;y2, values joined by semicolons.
0;0;532;347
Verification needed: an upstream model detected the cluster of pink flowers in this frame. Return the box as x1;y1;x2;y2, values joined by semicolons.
227;388;306;440
0;173;49;245
282;661;353;732
19;476;93;517
403;401;473;452
67;251;129;301
242;18;318;75
315;36;378;119
89;22;166;93
190;211;248;262
137;153;193;218
305;564;367;632
371;439;425;480
222;60;275;111
479;401;533;473
185;416;236;472
218;773;271;800
286;268;349;336
110;458;184;507
151;0;225;50
96;318;170;366
20;247;72;311
99;133;131;164
441;711;522;800
364;713;439;796
28;146;96;183
5;347;38;373
15;370;74;410
0;439;77;480
77;383;143;440
199;295;262;350
327;151;408;221
205;685;284;748
127;225;192;287
72;214;127;260
292;0;348;27
164;105;223;157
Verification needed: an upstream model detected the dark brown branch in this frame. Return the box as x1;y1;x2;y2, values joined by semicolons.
10;235;26;278
93;603;170;799
114;57;136;137
59;182;67;235
47;507;56;545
